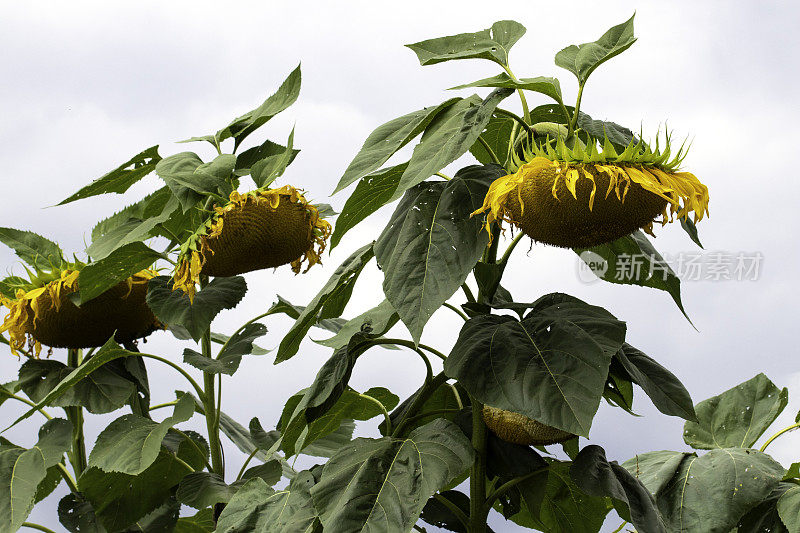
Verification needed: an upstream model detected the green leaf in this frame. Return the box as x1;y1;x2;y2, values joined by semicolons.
736;482;793;533
5;339;150;430
406;20;526;66
250;128;295;188
375;165;500;342
614;343;697;422
18;358;135;414
241;460;282;486
218;64;301;150
58;493;104;533
383;381;464;436
621;450;692;496
301;421;355;459
87;393;194;475
216;472;319;533
77;242;164;304
575;230;689;319
330;163;407;250
311;419;473;533
314;299;399;349
0;227;63;271
680;218;704;248
79;431;205;531
650;448;784;532
683;373;788;449
333;99;460;194
391;89;511;202
155;152;231;211
87;190;180;260
174;508;215;533
269;295;346;334
124;500;181;532
176;473;237;509
147;275;247;342
235;138;299;176
184;322;267;375
470;115;515;166
571;445;666;533
445;293;626;436
555;14;637;86
59;146;161;205
451;73;563;103
0;419;73;532
0;276;27;299
421;490;489;533
777;485;800;531
576;113;635;151
276;243;374;363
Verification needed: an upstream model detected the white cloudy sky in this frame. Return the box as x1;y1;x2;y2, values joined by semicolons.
1;1;798;531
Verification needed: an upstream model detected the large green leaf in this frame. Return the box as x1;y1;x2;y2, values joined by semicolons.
147;275;247;342
614;343;697;422
375;165;500;342
555;14;636;86
58;493;104;533
218;64;301;150
575;230;688;318
183;322;267;375
382;381;465;436
311;419;473;533
87;191;180;260
470;114;515;166
683;373;788;449
406;20;526;66
777;485;800;531
5;339;150;430
0;227;63;271
391;89;511;202
176;473;239;510
59;146;161;205
216;472;319;533
571;445;666;532
79;431;205;531
249;128;295;188
235;138;299;176
333;100;460;194
445;293;625;436
18;359;135;414
155;152;232;211
646;449;784;532
314;299;399;349
736;482;793;533
276;243;374;363
174;508;215;533
330;163;407;250
421;490;487;533
77;242;164;304
87;393;194;475
451;73;563;103
0;419;72;533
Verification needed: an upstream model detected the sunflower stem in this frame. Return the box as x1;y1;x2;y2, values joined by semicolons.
499;233;525;265
200;276;225;478
475;136;501;166
65;349;87;476
759;422;800;452
568;82;586;137
469;396;488;533
500;65;531;124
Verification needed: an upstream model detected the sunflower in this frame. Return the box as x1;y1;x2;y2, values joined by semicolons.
482;405;574;446
472;132;710;248
173;185;332;301
1;266;161;357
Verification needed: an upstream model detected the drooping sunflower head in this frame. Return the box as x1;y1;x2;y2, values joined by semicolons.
482;405;574;446
173;185;332;301
472;131;710;248
0;263;160;357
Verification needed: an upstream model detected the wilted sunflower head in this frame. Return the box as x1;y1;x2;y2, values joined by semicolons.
173;185;332;301
472;131;710;248
0;263;160;357
482;405;574;446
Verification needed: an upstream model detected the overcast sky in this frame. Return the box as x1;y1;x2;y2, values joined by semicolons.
2;1;799;531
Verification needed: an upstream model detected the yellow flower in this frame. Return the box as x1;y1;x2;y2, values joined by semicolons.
473;133;710;248
173;185;332;301
1;268;160;357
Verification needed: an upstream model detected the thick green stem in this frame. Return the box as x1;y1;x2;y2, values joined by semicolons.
760;422;800;452
443;302;469;321
202;328;224;476
65;349;87;476
56;463;79;493
469;397;488;533
568;83;585;137
21;523;57;533
500;65;531;124
499;233;525;265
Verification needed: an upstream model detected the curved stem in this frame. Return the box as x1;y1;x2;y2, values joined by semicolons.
611;520;629;533
21;523;57;533
173;429;214;472
568;83;585;137
499;232;525;265
174;454;197;473
360;393;392;434
434;493;469;530
475;136;501;165
139;353;205;402
392;372;449;437
149;400;179;412
400;408;462;428
760;422;800;452
500;65;531;124
56;463;79;493
219;308;280;357
4;393;53;420
461;283;476;303
435;172;452;181
494;108;533;136
442;302;469;322
236;448;260;481
484;467;549;511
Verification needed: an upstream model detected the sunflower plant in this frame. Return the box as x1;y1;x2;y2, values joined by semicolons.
1;14;799;533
